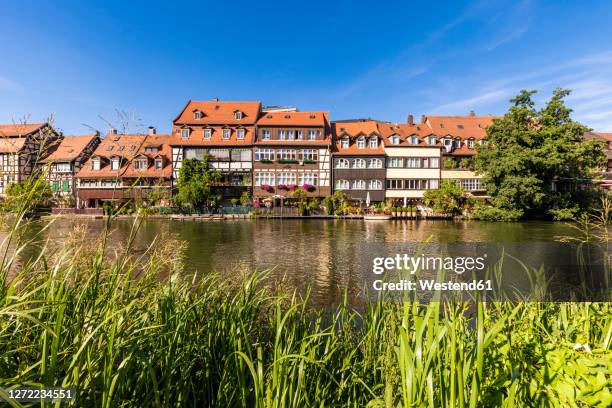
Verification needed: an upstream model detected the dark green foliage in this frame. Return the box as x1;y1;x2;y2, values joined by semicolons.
173;157;222;209
423;180;464;215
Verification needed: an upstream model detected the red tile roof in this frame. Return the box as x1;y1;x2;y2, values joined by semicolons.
76;134;147;178
0;137;27;153
169;126;255;147
122;134;173;179
173;100;261;125
585;131;612;142
377;123;442;148
44;133;99;162
332;120;385;155
423;115;494;140
257;111;328;126
0;123;45;137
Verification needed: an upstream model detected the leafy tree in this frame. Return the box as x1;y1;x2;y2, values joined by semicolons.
174;157;221;209
239;191;251;206
474;88;606;218
423;180;464;215
3;178;52;213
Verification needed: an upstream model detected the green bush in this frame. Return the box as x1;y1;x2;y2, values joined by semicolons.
548;206;579;221
471;206;524;221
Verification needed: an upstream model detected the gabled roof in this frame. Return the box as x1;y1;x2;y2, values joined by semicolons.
173;100;261;125
76;133;148;178
377;123;443;148
169;127;255;146
257;111;328;127
422;115;494;140
0;123;45;137
44;133;99;162
331;120;385;155
0;137;27;153
122;134;172;179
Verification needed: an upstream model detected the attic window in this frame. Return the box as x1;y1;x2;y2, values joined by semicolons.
181;128;190;139
390;135;400;145
145;146;158;153
457;124;464;129
439;124;444;128
214;105;220;110
309;114;316;119
284;114;291;119
267;115;272;119
410;136;419;145
155;158;163;169
112;136;120;141
111;157;120;170
106;146;113;151
341;137;349;149
428;136;437;145
118;146;125;151
234;111;243;120
194;111;203;120
468;139;475;148
204;128;212;140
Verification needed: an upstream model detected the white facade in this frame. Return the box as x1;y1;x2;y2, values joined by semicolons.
384;146;442;199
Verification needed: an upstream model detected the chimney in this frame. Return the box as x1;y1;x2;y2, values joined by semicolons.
148;126;156;135
469;110;475;117
211;97;219;102
407;115;414;125
108;127;117;135
420;115;426;124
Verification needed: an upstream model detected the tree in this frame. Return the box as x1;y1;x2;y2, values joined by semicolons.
423;180;464;215
173;157;221;209
3;177;52;214
474;88;606;219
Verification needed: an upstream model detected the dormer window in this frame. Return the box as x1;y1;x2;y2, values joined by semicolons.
92;158;101;171
356;136;366;149
155;158;163;169
278;130;286;140
145;146;158;153
234;111;243;120
111;157;120;170
106;145;113;151
296;130;303;140
287;130;295;140
134;159;148;170
428;136;437;145
223;129;231;139
118;146;125;151
309;114;316;119
194;111;203;120
468;139;475;148
341;137;349;149
454;138;461;148
262;130;270;140
237;129;245;140
369;136;378;149
390;135;400;145
181;128;190;140
410;136;419;145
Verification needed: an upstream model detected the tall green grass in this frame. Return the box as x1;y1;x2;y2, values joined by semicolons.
0;187;610;407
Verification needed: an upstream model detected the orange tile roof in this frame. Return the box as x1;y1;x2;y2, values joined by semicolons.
76;133;147;178
332;120;385;155
377;123;442;148
173;100;261;125
448;144;478;156
169;126;255;146
585;131;612;142
0;123;45;137
423;115;494;140
0;137;27;153
44;133;99;162
257;111;328;126
122;134;173;179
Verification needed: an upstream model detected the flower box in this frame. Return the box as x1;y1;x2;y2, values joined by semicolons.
302;183;315;192
261;184;273;192
277;184;288;190
287;184;297;190
259;159;273;164
277;159;299;164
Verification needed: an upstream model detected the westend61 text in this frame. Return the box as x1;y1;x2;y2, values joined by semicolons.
373;279;493;292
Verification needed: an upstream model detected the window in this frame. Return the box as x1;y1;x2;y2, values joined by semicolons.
134;159;148;170
352;158;366;168
296;130;303;140
208;149;230;160
429;179;439;189
277;149;297;160
237;129;245;140
118;146;125;152
356;136;366;149
299;172;318;186
468;139;475;148
308;130;317;140
106;145;113;151
155;158;163;169
410;135;419;145
62;180;69;192
111;158;120;170
181;128;190;139
386;157;403;168
234;111;243;120
277;172;296;185
369;179;383;190
336;158;349;168
369;136;378;149
56;162;71;173
428;136;437;145
287;130;295;140
194;111;202;119
204;128;212;140
300;149;318;161
390;135;401;145
92;158;101;171
454;139;461;148
406;158;420;168
255;148;274;161
52;181;59;193
335;179;349;190
443;138;452;146
223;129;231;139
231;149;251;161
368;158;382;168
145;146;158;153
262;130;270;140
430;158;439;168
341;137;349;149
255;172;275;186
458;178;483;191
278;130;286;140
386;179;403;189
352;180;366;190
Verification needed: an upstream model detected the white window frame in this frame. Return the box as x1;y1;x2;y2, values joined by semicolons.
335;179;349;190
308;130;317;140
255;172;275;186
369;179;382;190
300;149;318;161
352;180;366;190
278;130;286;140
410;135;419;145
92;158;101;171
262;130;270;140
255;148;274;161
367;158;382;168
155;158;163;169
55;162;71;173
468;139;475;148
352;158;366;169
341;137;349;149
277;172;297;185
299;172;318;186
391;135;400;145
428;136;437;145
111;158;120;171
181;128;190;140
194;111;202;120
234;111;243;120
223;129;231;140
204;128;212;140
356;136;366;149
387;157;403;168
237;129;245;140
369;136;378;149
336;158;349;169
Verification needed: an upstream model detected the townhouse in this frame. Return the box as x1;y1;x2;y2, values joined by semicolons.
331;120;385;203
378;119;443;203
44;133;100;201
76;129;172;208
170;99;257;202
422;112;493;194
0;123;62;195
583;131;612;189
253;110;332;202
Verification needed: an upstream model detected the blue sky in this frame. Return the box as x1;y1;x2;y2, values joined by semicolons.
2;0;612;134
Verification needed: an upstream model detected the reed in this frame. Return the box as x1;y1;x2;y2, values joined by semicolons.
0;187;610;407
